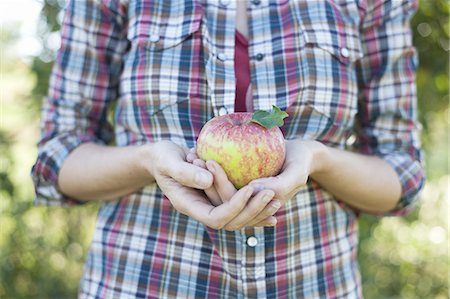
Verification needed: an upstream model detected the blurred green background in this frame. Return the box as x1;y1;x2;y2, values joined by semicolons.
0;0;448;298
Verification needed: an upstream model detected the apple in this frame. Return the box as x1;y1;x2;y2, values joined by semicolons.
196;105;288;189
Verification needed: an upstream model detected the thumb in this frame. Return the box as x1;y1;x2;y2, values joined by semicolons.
167;161;213;190
248;177;284;196
249;163;307;196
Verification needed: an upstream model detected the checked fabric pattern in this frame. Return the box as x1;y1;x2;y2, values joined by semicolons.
31;0;424;298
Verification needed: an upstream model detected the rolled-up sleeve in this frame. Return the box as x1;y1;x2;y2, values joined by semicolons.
354;0;425;215
31;0;129;206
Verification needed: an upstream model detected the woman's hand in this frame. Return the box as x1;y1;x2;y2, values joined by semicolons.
249;138;407;213
247;139;327;206
187;148;281;228
149;140;278;230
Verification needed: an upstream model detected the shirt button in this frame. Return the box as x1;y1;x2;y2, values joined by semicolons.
340;47;350;58
255;53;265;61
218;107;228;116
246;236;258;247
220;0;231;6
217;53;228;61
252;0;261;5
149;34;160;43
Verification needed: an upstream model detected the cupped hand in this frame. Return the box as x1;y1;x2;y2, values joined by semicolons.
187;148;281;228
247;139;326;206
150;140;275;230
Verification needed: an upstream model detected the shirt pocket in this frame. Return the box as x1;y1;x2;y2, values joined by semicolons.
123;1;202;115
293;0;363;127
142;15;202;51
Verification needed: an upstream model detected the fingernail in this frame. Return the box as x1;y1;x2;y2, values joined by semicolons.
246;186;254;197
250;184;264;192
195;172;210;187
263;192;273;202
206;161;215;174
272;200;281;209
266;218;277;226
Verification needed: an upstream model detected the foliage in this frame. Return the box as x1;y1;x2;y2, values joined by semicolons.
359;177;448;299
0;198;98;298
1;12;99;296
0;132;15;198
0;0;448;298
30;0;65;109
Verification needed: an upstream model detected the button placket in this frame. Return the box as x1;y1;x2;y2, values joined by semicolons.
247;1;273;112
204;1;236;117
240;227;267;296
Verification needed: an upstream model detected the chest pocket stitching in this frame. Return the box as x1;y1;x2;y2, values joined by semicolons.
146;17;202;50
129;2;203;51
295;1;363;64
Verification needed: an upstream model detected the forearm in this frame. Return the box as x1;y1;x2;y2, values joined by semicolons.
311;143;402;213
58;143;155;201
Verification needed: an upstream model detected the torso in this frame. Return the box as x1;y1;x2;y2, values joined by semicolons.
82;1;364;297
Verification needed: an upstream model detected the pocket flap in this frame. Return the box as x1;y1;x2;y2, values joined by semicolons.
147;17;201;50
130;2;202;50
296;1;363;64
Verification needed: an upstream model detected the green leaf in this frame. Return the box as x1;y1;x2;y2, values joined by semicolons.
250;105;289;129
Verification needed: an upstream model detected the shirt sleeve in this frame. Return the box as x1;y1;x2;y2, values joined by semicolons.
354;0;425;215
31;0;129;206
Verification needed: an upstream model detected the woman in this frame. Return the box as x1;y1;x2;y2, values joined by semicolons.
32;0;424;297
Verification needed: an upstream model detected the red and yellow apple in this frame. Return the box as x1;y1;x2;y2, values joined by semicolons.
196;107;288;189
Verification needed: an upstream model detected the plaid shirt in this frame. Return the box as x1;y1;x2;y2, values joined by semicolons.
31;0;425;298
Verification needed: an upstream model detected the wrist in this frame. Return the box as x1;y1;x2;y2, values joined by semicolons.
135;143;157;181
309;140;331;177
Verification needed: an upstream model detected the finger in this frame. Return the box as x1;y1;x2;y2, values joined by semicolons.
204;185;223;207
186;147;200;162
193;159;218;197
186;153;197;163
192;159;222;205
206;189;223;206
223;190;275;230
248;177;285;197
158;174;208;214
245;199;282;227
180;146;191;157
165;160;213;190
170;189;220;221
159;175;224;220
206;160;237;202
252;216;278;227
198;186;255;229
193;158;206;169
249;162;306;198
190;149;200;159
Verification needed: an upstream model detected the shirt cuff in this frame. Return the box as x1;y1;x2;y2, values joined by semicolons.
31;132;103;207
380;153;425;216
